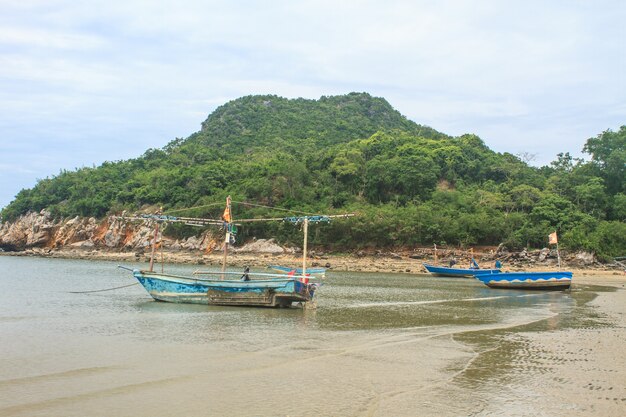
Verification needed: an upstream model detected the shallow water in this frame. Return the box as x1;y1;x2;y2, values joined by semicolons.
0;256;620;416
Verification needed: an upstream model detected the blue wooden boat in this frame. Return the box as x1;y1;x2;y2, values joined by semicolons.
128;268;316;307
423;263;501;278
269;265;326;276
473;270;572;290
115;197;354;308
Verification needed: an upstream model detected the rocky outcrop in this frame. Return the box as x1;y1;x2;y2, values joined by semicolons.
406;243;600;269
571;251;596;266
0;210;56;250
0;211;295;256
233;238;286;254
0;212;304;258
477;245;598;268
0;211;221;253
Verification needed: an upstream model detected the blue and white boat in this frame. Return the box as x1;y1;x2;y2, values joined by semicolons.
129;268;316;307
473;270;572;290
423;263;501;278
116;197;353;308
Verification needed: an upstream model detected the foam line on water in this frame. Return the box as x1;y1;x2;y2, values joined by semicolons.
348;293;542;308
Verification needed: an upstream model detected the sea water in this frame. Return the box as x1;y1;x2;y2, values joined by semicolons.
0;256;619;416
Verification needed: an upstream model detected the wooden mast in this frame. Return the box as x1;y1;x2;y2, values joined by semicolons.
301;217;309;277
221;196;232;279
160;234;164;274
149;222;159;272
149;207;163;273
549;231;561;271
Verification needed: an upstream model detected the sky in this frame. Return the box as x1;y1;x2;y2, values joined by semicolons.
0;0;624;210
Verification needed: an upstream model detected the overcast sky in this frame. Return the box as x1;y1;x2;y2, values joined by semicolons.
1;0;624;210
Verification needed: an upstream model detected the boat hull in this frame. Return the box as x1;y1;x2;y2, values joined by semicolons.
133;270;315;307
474;271;573;290
423;263;501;278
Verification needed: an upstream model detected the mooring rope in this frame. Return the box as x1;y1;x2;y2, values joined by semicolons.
68;282;139;294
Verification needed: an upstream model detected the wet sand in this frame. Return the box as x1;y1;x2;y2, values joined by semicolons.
450;284;626;416
502;289;626;416
1;255;625;416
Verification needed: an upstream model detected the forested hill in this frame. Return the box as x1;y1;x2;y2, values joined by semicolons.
1;93;624;259
194;93;447;150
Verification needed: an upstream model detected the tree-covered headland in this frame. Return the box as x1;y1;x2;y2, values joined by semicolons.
1;93;624;260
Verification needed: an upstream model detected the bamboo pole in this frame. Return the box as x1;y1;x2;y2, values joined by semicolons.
302;217;309;278
149;222;159;273
160;237;164;274
556;242;561;271
221;195;232;280
434;243;437;265
221;232;229;278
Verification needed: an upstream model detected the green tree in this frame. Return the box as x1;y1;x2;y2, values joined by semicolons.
583;126;626;195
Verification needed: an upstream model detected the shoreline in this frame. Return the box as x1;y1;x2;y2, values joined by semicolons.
3;247;625;286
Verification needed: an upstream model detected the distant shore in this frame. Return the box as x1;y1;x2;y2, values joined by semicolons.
3;247;625;286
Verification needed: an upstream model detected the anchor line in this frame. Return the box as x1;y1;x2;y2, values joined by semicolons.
69;282;139;294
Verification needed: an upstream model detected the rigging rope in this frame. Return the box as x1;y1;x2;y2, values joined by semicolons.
68;282;139;294
147;200;350;223
164;200;316;217
231;200;318;215
164;202;225;214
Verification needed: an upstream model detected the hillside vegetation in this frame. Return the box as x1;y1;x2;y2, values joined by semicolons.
1;93;624;259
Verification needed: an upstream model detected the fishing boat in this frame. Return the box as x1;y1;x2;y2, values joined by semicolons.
422;244;501;278
473;231;572;290
117;197;352;308
473;270;573;290
122;267;314;307
269;265;326;276
423;263;501;278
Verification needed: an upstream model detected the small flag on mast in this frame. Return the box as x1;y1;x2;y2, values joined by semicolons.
548;231;558;245
222;196;232;223
222;206;231;223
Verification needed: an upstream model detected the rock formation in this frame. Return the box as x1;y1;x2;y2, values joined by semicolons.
0;210;220;252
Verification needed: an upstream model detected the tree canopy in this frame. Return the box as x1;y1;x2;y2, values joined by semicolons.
1;93;624;260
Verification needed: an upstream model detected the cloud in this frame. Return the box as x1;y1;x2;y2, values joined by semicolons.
0;0;624;209
0;163;38;175
0;26;107;50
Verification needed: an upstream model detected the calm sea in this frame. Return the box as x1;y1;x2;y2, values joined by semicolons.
0;256;612;416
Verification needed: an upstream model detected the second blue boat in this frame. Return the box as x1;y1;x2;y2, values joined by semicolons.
423;263;501;278
473;270;573;290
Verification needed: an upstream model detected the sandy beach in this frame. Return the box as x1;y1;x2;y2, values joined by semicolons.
508;288;626;416
0;253;625;416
